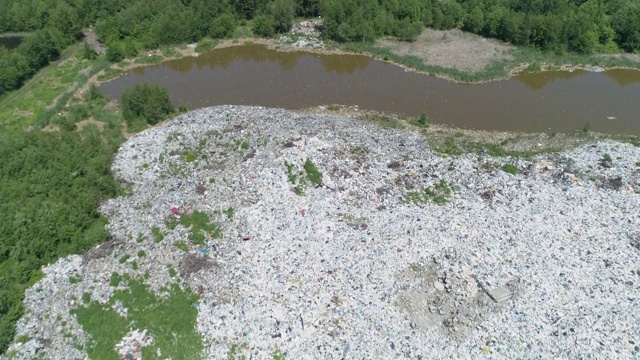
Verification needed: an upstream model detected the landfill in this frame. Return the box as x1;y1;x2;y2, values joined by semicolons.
6;106;640;359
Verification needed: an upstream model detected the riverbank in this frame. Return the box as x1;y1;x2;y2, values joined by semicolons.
298;104;640;156
5;105;639;359
336;29;640;83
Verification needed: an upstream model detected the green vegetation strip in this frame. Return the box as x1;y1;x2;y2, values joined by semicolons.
166;211;222;245
285;158;323;195
406;180;454;205
0;120;123;351
73;278;203;359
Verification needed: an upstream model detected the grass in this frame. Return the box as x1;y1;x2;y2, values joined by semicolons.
166;211;222;245
406;180;454;205
285;158;323;195
359;113;405;129
195;38;218;53
0;46;108;134
13;334;30;344
285;160;307;195
183;151;199;162
501;164;518;175
73;278;203;360
303;158;323;187
431;135;558;159
409;112;429;128
134;54;164;65
118;254;130;264
109;272;122;287
174;241;189;252
96;67;124;82
151;226;165;243
224;207;235;220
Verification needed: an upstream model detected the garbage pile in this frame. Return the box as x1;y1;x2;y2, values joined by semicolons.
7;106;640;359
115;329;152;360
278;20;325;48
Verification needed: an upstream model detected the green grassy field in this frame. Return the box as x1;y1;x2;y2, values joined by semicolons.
0;45;105;134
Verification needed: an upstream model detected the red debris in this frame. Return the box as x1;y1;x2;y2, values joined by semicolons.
301;209;306;216
242;236;251;241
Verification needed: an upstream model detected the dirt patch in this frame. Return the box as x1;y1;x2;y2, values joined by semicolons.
13;109;34;118
42;124;60;132
599;53;640;63
82;236;123;266
76;117;105;132
178;253;215;278
377;29;515;73
396;253;522;342
83;29;105;55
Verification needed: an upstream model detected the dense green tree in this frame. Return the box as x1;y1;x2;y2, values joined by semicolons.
253;13;276;36
612;3;640;52
269;0;295;33
463;6;485;34
296;0;319;17
210;13;238;38
0;125;123;353
121;83;175;125
105;42;124;62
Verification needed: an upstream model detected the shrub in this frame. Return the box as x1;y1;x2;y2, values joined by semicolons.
253;14;275;37
409;112;429;127
121;83;175;125
210;13;237;39
81;43;97;60
105;42;124;62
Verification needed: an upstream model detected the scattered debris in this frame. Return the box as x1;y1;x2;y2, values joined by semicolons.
487;287;512;303
115;329;153;360
9;106;640;359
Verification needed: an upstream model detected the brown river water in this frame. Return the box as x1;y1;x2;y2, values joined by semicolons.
99;45;640;135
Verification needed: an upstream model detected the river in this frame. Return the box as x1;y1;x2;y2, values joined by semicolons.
99;45;640;135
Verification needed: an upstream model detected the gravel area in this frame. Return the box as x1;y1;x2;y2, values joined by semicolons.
377;29;515;73
6;106;640;359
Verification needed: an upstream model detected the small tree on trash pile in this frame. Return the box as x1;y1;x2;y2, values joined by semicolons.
121;83;175;126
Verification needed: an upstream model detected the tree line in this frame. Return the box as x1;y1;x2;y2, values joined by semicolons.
1;0;640;93
321;0;640;53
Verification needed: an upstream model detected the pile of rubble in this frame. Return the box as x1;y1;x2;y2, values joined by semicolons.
6;106;640;359
278;20;325;48
115;330;153;360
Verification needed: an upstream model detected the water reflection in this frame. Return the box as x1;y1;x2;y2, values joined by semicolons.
603;69;640;86
99;45;640;135
320;55;370;74
516;70;585;90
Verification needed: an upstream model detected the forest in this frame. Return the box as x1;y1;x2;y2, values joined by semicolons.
1;0;640;355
